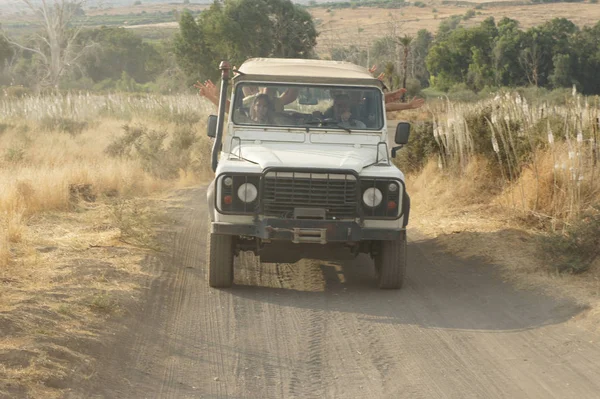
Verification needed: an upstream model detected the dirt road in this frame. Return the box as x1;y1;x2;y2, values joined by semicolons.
73;187;600;399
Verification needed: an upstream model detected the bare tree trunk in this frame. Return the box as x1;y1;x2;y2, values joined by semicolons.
3;0;95;90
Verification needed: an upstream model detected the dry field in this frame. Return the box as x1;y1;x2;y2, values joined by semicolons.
1;89;599;396
77;1;600;56
313;2;600;55
0;92;214;398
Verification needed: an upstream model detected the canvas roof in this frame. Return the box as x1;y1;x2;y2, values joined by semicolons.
234;58;384;88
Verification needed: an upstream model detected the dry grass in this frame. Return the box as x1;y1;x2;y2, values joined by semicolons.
0;92;215;397
405;89;600;331
428;91;600;223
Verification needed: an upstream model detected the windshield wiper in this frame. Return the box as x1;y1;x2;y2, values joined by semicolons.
305;120;351;133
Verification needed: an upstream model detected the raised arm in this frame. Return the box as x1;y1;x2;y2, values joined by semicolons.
278;87;299;106
385;96;425;112
194;79;231;114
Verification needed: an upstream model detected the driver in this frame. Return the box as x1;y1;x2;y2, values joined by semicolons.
330;93;366;129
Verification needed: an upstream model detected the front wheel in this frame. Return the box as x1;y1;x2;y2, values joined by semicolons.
374;232;407;290
208;233;234;288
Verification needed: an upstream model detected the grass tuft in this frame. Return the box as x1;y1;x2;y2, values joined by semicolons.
542;206;600;274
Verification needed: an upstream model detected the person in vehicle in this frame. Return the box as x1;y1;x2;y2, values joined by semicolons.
368;65;426;112
236;93;294;126
249;94;274;124
195;79;298;113
331;93;366;129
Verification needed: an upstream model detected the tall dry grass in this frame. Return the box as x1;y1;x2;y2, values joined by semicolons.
0;92;215;267
425;89;600;226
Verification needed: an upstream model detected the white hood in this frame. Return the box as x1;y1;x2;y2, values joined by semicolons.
233;144;383;173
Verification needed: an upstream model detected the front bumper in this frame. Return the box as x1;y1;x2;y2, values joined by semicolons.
211;219;404;242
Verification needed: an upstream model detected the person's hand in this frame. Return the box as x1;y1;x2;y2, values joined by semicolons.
376;72;385;82
385;88;406;103
194;79;219;103
408;96;425;109
368;64;377;74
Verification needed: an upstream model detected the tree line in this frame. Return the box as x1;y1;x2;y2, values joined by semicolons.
331;15;600;96
1;0;600;96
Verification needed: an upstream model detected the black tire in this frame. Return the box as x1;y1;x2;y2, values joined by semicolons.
374;231;407;290
208;233;234;288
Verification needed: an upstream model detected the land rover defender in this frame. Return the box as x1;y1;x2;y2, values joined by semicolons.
206;58;411;289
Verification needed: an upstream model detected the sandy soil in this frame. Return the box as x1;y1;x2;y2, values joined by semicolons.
60;186;600;399
1;182;600;397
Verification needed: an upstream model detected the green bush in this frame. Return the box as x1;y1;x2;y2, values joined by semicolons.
393;121;440;173
463;9;476;20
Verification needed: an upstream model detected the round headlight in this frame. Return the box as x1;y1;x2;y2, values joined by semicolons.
362;187;383;208
223;176;233;187
388;183;398;192
237;183;258;203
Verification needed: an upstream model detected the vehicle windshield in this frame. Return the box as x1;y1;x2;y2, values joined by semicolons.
231;83;384;131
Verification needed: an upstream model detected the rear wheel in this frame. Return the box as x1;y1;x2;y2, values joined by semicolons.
374;231;407;289
208;233;234;288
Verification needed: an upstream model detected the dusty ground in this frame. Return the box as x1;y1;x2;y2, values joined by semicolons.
406;174;600;334
0;195;166;398
1;182;600;397
65;187;600;398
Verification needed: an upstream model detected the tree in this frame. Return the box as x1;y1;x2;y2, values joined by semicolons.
173;0;318;82
570;21;600;95
77;27;165;84
2;0;95;89
427;20;497;91
411;29;433;87
397;35;413;95
0;33;13;71
549;53;575;88
492;17;526;87
173;8;218;82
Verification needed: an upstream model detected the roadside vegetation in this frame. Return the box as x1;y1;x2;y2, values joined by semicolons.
0;92;213;397
395;89;600;276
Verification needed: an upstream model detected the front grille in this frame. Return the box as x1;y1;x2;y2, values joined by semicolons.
263;171;358;219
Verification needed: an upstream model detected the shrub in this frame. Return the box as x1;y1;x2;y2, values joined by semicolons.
38;117;88;136
4;147;25;163
394;121;440;173
153;108;202;126
105;124;199;180
542;206;600;274
2;86;31;98
463;9;476;20
405;77;422;98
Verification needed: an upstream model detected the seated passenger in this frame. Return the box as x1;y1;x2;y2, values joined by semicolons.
250;94;274;124
331;93;366;129
239;94;295;126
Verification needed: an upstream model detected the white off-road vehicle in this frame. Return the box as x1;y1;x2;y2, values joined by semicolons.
206;58;411;289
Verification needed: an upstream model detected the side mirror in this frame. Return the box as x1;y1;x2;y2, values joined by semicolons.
207;115;217;138
394;122;410;144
